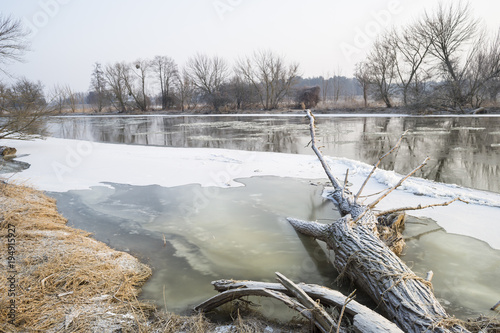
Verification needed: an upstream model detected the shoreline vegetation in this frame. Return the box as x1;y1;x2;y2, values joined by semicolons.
0;182;308;332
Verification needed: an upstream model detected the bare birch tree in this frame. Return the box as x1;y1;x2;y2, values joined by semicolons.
320;74;330;105
64;84;78;113
0;15;54;139
332;66;343;103
463;29;500;107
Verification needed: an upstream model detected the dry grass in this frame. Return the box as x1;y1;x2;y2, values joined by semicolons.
0;182;155;332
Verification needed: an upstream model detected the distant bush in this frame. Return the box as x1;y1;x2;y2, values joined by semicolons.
296;86;320;109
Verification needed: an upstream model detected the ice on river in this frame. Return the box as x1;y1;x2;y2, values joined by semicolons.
3;137;500;250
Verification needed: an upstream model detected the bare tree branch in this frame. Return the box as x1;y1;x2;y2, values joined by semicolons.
355;130;408;202
368;157;430;209
376;197;469;216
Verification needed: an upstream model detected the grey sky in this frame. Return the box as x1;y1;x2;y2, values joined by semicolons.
2;0;499;92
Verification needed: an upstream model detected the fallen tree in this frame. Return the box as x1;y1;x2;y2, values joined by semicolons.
286;110;469;332
196;110;474;332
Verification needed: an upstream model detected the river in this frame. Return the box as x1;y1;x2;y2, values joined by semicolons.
19;114;500;320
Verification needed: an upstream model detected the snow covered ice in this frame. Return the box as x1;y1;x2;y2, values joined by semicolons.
3;136;500;250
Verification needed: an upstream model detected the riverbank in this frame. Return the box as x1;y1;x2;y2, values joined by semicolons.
52;105;500;117
0;181;308;332
0;182;156;331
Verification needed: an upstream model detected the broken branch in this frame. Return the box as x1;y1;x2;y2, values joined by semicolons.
305;109;342;190
368;157;430;209
376;198;469;216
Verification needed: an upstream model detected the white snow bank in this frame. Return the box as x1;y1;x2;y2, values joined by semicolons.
3;137;500;250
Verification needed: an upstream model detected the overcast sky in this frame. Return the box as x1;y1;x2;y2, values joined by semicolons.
2;0;499;92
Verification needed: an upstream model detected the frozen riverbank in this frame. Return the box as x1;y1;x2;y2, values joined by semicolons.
3;137;500;250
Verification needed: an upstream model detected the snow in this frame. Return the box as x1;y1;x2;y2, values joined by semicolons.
3;137;500;250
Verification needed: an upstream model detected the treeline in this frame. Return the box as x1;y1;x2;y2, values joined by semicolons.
354;2;500;110
86;51;367;113
3;2;500;119
87;51;302;113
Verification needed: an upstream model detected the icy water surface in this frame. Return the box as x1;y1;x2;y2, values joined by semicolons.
51;176;500;320
47;114;500;193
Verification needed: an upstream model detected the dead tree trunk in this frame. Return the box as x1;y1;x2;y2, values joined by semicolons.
286;110;469;333
196;274;404;333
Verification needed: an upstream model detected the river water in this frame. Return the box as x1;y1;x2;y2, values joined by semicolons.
43;114;500;321
47;114;500;193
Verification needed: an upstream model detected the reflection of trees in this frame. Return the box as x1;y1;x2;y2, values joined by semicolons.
355;117;500;192
47;116;500;192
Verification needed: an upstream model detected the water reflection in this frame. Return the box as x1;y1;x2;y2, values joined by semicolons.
48;115;500;193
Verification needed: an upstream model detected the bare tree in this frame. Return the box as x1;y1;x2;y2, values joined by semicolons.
0;16;29;75
151;56;178;110
235;50;300;110
418;2;480;107
185;53;230;112
390;25;432;106
463;29;500;107
354;62;371;107
90;62;108;112
227;75;258;110
63;84;78;113
0;78;50;139
332;66;343;103
0;16;54;140
296;86;320;108
104;62;128;112
176;68;196;112
121;59;150;112
365;35;397;108
48;84;67;114
320;74;330;104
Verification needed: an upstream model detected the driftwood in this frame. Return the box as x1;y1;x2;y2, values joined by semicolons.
195;273;403;333
286;110;469;332
492;301;500;311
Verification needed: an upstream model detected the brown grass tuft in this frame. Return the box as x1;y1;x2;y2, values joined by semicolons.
0;182;154;332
